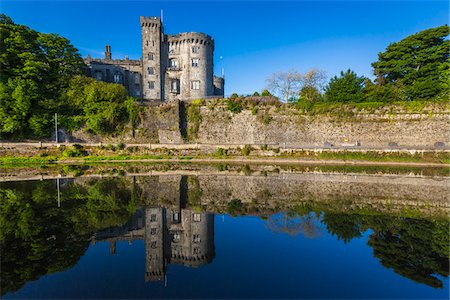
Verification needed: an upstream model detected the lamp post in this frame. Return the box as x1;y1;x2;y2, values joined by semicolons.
54;113;58;143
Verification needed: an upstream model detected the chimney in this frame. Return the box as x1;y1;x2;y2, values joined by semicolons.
105;45;112;60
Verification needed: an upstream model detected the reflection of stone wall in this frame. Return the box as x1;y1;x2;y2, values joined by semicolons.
133;173;449;217
195;173;449;215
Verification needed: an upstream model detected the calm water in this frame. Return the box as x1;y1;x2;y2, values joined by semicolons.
1;170;449;299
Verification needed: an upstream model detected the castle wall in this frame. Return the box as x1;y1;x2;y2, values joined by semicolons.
86;58;142;98
192;105;450;148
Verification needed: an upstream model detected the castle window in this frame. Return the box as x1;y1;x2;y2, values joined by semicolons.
150;241;157;249
113;73;122;83
148;67;154;75
148;81;155;89
172;212;180;222
193;213;201;222
191;58;199;67
193;247;200;254
150;228;157;235
193;234;201;243
171;79;179;93
192;46;200;53
150;213;157;221
148;52;154;60
134;73;140;84
173;231;180;242
169;59;178;68
191;80;200;90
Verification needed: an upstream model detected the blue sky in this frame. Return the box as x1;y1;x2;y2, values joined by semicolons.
2;1;449;95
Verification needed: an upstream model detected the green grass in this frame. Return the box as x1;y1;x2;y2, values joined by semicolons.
279;150;449;164
83;154;171;161
0;156;58;165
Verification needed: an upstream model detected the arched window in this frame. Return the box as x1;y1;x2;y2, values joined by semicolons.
148;52;154;60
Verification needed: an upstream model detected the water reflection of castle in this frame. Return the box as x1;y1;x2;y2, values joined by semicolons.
92;206;214;282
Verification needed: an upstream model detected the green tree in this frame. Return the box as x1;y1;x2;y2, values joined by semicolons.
324;69;366;102
61;76;134;134
299;86;322;103
261;89;273;97
0;14;86;138
372;25;449;100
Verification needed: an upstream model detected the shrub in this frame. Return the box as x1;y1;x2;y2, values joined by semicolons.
263;114;272;125
261;144;268;151
261;89;272;97
251;107;258;115
117;142;126;150
216;147;227;157
227;199;245;216
227;98;243;113
191;98;203;105
61;145;86;157
297;100;314;112
242;145;251;156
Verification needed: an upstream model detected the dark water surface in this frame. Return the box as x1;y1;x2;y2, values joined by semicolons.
1;169;449;299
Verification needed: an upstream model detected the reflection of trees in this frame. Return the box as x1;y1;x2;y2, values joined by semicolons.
367;217;449;288
0;178;139;295
265;209;449;288
322;213;363;243
322;212;449;288
266;212;322;238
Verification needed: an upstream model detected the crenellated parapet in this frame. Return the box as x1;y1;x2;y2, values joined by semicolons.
167;32;214;49
140;16;162;28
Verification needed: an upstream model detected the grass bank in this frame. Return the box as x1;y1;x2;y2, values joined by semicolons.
0;143;449;166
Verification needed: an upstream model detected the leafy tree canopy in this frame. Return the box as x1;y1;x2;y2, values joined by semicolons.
324;69;366;103
372;25;449;100
0;14;135;139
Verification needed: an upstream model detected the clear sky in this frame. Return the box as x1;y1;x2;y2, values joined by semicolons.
2;0;449;95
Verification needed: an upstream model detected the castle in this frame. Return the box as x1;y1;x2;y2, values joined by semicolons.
84;16;225;102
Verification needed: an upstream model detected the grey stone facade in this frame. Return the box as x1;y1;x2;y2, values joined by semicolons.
84;16;224;102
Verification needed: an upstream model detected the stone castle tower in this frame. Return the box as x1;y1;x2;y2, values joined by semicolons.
84;16;225;102
141;16;224;102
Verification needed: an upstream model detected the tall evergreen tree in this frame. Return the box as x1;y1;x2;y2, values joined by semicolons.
324;69;366;102
372;25;449;100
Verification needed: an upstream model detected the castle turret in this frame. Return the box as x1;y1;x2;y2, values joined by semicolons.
141;16;165;102
105;45;112;60
165;32;215;101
